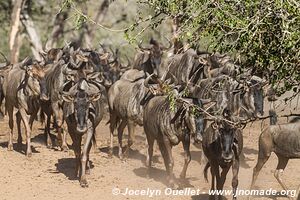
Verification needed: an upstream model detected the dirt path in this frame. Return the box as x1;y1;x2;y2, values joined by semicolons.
0;116;299;200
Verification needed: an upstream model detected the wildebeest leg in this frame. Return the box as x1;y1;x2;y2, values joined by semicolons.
45;113;52;148
80;129;93;187
250;134;272;189
209;162;219;200
61;128;69;151
19;108;32;157
109;113;117;157
125;120;135;158
146;134;154;168
232;158;240;200
53;103;68;151
69;131;81;177
16;111;23;149
117;120;127;159
159;137;176;188
85;141;93;175
180;133;191;179
213;163;222;200
219;166;230;189
7;106;14;151
273;155;292;200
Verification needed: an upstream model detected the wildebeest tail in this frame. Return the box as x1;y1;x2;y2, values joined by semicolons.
204;162;210;182
107;111;120;135
91;134;97;149
269;109;277;125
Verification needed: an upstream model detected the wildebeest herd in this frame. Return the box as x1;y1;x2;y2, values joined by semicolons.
0;39;299;200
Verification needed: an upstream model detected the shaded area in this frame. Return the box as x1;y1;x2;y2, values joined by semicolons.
0;141;40;155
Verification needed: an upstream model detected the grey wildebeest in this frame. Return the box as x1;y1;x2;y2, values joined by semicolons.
250;110;300;200
143;91;209;188
202;110;243;200
107;39;170;159
3;57;49;156
108;70;149;159
61;78;105;187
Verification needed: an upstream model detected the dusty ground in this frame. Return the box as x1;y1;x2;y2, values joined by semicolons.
0;112;299;200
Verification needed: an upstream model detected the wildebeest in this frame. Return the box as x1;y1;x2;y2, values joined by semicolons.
250;110;300;200
61;78;105;187
163;49;239;86
107;70;150;159
133;38;171;78
3;57;49;156
41;45;108;149
107;39;171;159
143;91;209;188
188;75;265;120
202;110;243;200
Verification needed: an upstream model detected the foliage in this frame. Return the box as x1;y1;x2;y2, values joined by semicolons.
133;0;300;95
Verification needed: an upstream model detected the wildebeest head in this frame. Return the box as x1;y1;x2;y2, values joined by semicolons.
172;97;211;143
212;109;237;162
244;75;265;117
61;79;102;133
137;38;172;76
20;58;49;101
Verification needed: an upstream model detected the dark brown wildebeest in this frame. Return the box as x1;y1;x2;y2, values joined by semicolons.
61;78;105;187
143;91;209;188
250;110;300;200
3;57;49;156
202;110;243;200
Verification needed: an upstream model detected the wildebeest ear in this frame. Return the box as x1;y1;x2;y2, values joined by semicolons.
89;92;101;102
211;122;218;130
61;92;74;103
142;52;150;63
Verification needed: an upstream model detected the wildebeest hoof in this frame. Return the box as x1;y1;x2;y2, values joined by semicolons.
26;152;32;157
80;176;88;188
169;182;179;190
179;173;186;179
85;169;90;175
7;144;13;151
61;145;69;152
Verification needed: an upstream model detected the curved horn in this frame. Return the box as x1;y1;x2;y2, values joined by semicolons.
144;73;155;88
138;40;151;51
123;55;131;68
161;36;173;50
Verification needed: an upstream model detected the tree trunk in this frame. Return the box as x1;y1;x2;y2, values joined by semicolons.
21;10;43;61
172;16;183;54
88;0;109;40
45;11;68;50
9;0;23;64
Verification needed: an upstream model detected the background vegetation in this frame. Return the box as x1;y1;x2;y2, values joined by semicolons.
1;0;299;95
